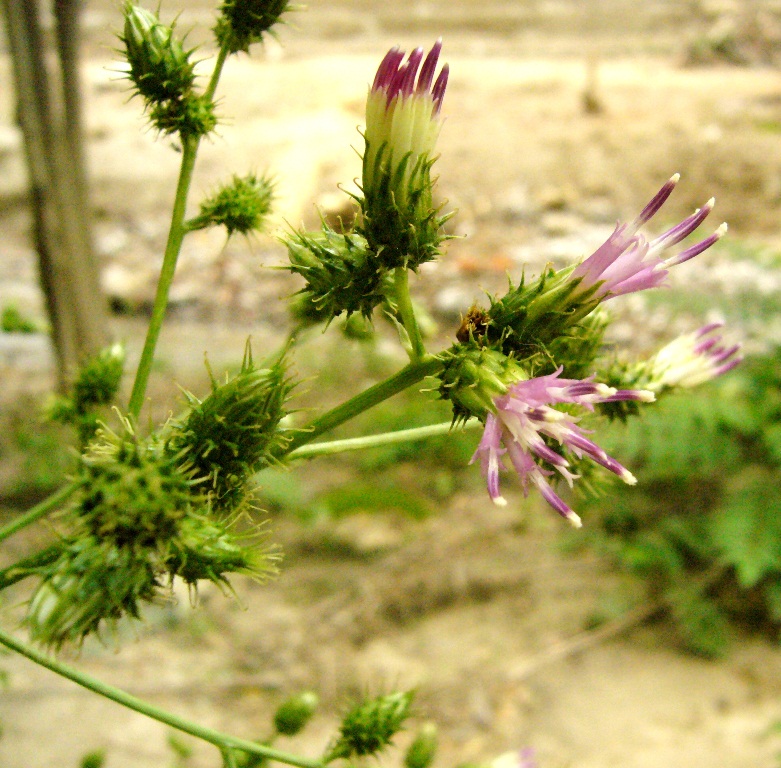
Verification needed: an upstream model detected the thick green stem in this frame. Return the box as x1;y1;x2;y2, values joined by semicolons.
281;356;444;457
394;267;426;361
288;418;481;460
0;627;322;768
0;482;79;544
127;44;230;419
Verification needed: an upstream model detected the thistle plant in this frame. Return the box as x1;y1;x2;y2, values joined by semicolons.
0;2;744;766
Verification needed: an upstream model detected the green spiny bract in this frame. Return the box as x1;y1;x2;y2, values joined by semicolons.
324;691;414;762
121;4;216;137
189;173;275;236
286;226;389;321
164;511;278;587
214;0;292;54
358;150;452;272
166;349;291;512
26;535;160;649
438;345;528;423
78;427;196;549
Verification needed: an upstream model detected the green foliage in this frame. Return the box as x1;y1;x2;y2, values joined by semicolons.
583;348;781;654
1;305;37;333
274;691;319;736
79;750;106;768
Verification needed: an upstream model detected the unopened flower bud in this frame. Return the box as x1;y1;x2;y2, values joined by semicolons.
325;691;414;762
215;0;292;54
166;345;291;511
286;227;388;321
274;691;319;736
439;346;527;422
404;723;438;768
359;41;452;271
122;4;195;104
189;173;275;235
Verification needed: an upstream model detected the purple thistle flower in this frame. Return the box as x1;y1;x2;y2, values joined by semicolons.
571;174;727;301
646;322;742;391
471;369;654;527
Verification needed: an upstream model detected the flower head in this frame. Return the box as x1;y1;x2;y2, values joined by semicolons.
571;174;727;301
471;369;654;527
645;322;742;392
360;41;451;270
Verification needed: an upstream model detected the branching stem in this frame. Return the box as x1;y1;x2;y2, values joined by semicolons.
0;627;323;768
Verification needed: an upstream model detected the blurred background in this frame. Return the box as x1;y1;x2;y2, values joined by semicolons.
3;1;781;767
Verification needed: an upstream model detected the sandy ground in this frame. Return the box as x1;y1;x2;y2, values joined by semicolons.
2;2;781;767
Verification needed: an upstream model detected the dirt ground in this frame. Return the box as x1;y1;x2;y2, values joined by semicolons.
3;1;781;767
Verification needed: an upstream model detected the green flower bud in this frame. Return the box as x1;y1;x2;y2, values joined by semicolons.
404;723;438;768
166;345;291;512
438;345;527;422
274;691;319;736
286;226;389;322
215;0;292;54
189;174;275;235
325;691;414;762
165;512;279;588
122;3;196;105
72;343;125;413
26;536;160;649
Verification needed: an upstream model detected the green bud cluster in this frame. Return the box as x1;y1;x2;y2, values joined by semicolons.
438;345;528;423
215;0;292;54
166;345;291;512
121;3;216;137
324;691;414;762
26;417;278;648
189;174;275;236
286;226;389;322
47;343;125;446
273;691;319;736
358;149;451;272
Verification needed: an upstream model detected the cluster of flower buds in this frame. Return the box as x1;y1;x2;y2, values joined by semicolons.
27;349;289;648
286;41;452;325
122;3;216;137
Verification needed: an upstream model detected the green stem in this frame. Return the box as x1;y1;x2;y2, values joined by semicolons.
0;483;79;544
127;44;230;420
288;419;481;460
280;356;444;457
0;544;62;591
0;627;322;768
394;267;426;361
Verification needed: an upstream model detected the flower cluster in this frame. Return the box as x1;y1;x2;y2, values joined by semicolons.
440;173;740;523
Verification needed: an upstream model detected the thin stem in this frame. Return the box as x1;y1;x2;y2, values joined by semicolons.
127;135;199;419
0;627;322;768
0;543;61;591
0;482;79;544
288;419;481;460
280;355;444;457
394;267;426;361
127;43;230;419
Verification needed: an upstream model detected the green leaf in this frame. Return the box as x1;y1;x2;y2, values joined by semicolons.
712;473;781;588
